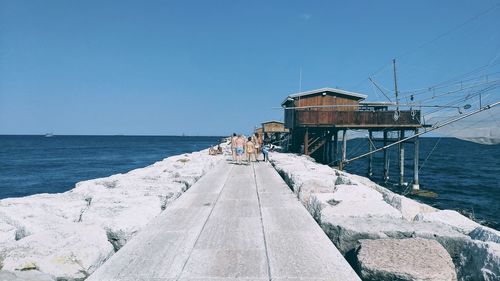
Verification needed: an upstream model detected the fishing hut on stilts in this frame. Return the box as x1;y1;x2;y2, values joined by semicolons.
282;87;424;190
255;121;290;146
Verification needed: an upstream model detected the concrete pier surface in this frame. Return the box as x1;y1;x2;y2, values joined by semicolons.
88;159;360;281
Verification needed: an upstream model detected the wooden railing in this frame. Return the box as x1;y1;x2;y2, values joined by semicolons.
291;110;421;127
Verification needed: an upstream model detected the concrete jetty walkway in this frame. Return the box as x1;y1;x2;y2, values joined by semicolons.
88;160;360;281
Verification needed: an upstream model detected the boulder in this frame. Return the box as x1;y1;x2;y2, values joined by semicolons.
320;216;467;255
270;152;500;281
0;148;224;279
415;210;480;234
1;225;114;280
322;200;402;220
355;238;457;281
388;194;436;221
0;270;55;281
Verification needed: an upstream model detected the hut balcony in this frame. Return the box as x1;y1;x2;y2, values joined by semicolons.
286;109;422;129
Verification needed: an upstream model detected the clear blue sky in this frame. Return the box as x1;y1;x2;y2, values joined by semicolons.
1;0;499;136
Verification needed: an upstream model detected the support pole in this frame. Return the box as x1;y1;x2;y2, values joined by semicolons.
368;130;373;177
383;131;389;181
413;129;420;190
340;130;347;170
399;130;405;186
333;130;338;165
328;133;333;164
304;128;309;155
324;135;329;164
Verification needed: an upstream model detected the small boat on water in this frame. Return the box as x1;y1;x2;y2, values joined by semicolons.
44;133;54;138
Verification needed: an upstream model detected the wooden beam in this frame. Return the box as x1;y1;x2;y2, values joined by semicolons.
383;131;389;181
333;130;338;165
304;128;309;155
340;130;347;170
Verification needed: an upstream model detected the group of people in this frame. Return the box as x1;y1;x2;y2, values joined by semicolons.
208;144;223;155
230;133;269;164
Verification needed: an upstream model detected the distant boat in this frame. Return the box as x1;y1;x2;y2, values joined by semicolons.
45;133;54;138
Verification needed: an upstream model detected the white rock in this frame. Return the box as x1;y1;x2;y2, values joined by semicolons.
320;216;468;255
347;173;437;220
0;270;55;281
0;147;224;279
0;221;16;244
331;184;384;202
322;200;402;220
269;152;500;281
356;238;457;281
389;194;437;221
1;225;113;279
415;210;480;234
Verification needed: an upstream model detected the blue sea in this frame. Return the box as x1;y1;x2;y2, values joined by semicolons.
0;135;498;230
0;135;222;197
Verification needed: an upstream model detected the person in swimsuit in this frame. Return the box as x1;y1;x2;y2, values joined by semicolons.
246;137;255;163
235;134;245;165
230;133;237;161
252;133;260;162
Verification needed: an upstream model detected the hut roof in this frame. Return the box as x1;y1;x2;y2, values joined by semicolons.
262;120;284;125
281;87;367;106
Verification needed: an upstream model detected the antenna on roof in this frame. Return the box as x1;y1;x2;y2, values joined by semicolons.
393;59;399;111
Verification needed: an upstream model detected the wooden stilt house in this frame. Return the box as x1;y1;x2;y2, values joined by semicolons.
282;87;424;189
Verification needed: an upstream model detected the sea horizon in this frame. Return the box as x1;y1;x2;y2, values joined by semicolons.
1;135;498;230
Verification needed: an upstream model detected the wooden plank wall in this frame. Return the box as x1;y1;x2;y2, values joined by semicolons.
296;94;359;111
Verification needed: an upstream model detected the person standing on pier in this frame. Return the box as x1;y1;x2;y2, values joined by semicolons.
261;144;269;162
246;137;255;163
230;133;237;161
235;134;245;165
252;133;260;162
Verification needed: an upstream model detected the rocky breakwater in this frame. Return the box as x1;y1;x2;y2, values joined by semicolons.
270;152;500;281
0;148;225;280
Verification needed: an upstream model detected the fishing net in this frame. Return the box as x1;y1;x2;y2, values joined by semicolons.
430;106;500;145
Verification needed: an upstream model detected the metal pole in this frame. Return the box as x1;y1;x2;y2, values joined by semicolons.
393;58;399;111
413;129;420;190
368;130;373;177
399;130;405;186
383;131;389;181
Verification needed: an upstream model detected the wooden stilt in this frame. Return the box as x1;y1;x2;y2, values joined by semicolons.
326;133;332;164
324;137;328;164
304;128;309;155
340;130;347;170
413;129;420;190
368;130;373;177
333;130;338;165
383;131;389;181
323;132;329;163
399;130;405;186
